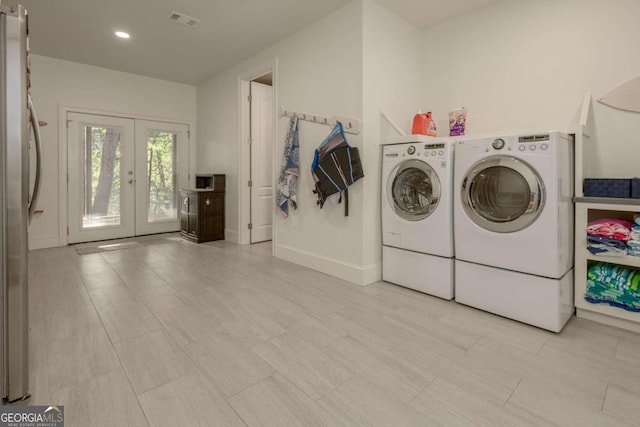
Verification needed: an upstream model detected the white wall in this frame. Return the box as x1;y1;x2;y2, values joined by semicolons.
361;0;423;281
197;1;368;283
29;55;197;249
420;0;640;179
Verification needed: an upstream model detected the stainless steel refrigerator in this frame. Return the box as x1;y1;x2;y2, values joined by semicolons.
1;2;42;403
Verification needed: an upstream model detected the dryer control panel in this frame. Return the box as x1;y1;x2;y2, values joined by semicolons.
458;134;556;156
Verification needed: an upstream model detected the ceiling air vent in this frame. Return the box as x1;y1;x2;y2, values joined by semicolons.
169;11;201;28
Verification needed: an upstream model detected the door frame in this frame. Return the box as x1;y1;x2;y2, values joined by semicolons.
237;58;278;249
58;105;196;246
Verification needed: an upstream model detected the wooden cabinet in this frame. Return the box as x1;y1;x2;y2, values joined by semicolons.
180;189;224;243
574;197;640;333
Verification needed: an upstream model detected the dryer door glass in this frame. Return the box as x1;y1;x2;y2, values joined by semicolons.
461;156;545;233
388;159;441;221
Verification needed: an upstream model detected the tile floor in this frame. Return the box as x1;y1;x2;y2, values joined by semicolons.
24;239;640;426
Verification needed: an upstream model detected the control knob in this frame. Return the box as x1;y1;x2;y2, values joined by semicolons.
492;138;505;150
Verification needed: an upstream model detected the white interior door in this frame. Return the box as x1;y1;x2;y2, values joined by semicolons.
68;114;189;243
250;81;274;243
135;120;189;236
68;113;135;243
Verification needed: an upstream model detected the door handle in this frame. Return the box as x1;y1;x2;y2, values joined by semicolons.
128;179;134;184
28;94;43;223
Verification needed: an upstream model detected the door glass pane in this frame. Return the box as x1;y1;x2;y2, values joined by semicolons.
82;126;122;229
392;167;434;216
147;131;178;223
470;166;530;222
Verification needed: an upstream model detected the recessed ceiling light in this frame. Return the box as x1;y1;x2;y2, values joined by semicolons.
115;31;130;39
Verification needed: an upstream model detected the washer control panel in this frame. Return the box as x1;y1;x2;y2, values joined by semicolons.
384;142;449;160
482;134;552;153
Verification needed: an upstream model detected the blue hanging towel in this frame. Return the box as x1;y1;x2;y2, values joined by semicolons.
276;115;300;218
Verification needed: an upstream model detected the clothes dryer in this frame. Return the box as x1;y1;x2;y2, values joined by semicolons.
453;131;574;332
381;136;454;299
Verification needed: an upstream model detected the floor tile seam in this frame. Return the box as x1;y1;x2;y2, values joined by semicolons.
97;319;165;345
557;336;622;359
224;372;337;425
224;396;251;427
91;280;169;345
31;325;52;404
536;340;633;376
502;377;524;408
133;371;199;400
259;354;348;403
249;336;357;403
71;260;161;415
612;336;622;361
42;322;107;345
41;254;91;400
502;399;562;427
515;369;610;408
179;338;276;399
462;334;483;355
127;366;196;399
137;297;186;318
204;365;274;401
323;334;433;395
572;319;640;343
406;375;438;406
42;300;103;321
601;384;640;427
112;327;179;348
601;383;612;413
47;364;123;399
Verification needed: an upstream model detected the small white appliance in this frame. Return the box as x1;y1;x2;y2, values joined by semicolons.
381;136;454;299
453;132;574;332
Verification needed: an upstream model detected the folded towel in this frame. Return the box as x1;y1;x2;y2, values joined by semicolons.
587;235;629;250
629;249;640;257
587;218;633;241
632;224;640;241
586;279;640;312
587;245;627;256
587;235;628;257
635;213;640;226
627;240;640;251
588;262;640;296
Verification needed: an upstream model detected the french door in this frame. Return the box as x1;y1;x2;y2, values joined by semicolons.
68;112;189;243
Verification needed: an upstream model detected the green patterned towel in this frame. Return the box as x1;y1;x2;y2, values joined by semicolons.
587;262;640;296
585;279;640;312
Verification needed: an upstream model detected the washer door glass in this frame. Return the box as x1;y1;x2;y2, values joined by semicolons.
388;159;440;221
461;156;544;233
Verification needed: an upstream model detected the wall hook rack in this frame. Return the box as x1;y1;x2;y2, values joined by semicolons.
280;107;361;135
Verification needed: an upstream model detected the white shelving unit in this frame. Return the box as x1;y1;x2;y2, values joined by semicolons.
574;196;640;333
570;94;640;332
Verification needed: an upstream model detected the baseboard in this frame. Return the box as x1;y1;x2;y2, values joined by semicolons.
362;263;382;285
225;229;239;244
275;243;381;286
576;308;640;333
28;235;61;250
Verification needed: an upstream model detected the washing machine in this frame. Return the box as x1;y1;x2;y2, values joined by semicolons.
381;136;454;299
453;131;574;332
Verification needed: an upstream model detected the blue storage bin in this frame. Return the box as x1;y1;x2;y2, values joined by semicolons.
583;178;631;198
631;177;640;199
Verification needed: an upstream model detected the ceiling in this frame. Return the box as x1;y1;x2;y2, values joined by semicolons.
7;0;500;85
